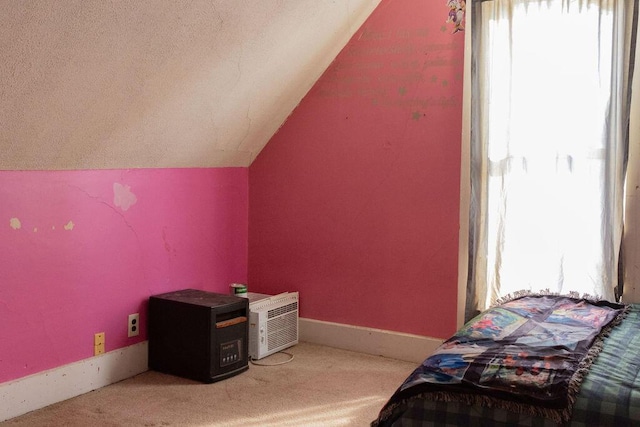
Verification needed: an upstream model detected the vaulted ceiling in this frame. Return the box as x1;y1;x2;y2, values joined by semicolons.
0;0;381;170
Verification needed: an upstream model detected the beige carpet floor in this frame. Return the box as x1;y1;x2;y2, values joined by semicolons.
3;342;418;426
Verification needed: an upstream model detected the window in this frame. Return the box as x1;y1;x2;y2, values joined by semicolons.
465;0;637;318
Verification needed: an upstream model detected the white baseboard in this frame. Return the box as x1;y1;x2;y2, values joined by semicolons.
0;341;148;422
1;322;440;422
299;318;443;364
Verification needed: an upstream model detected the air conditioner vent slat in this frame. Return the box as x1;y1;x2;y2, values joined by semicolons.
267;312;298;351
267;302;298;319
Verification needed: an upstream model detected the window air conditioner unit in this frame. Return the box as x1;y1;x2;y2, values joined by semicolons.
247;292;299;360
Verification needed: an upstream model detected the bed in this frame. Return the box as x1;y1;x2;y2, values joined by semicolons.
372;293;640;426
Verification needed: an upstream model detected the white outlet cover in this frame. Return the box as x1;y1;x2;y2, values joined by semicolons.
128;313;140;337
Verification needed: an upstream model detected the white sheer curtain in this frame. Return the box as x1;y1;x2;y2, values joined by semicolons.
466;0;637;319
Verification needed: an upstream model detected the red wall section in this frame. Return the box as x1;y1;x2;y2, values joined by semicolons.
0;168;248;383
249;0;464;338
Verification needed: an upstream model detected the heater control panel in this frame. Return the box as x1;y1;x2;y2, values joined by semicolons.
220;339;243;367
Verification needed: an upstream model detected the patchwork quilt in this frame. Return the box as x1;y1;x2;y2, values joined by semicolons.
373;295;627;426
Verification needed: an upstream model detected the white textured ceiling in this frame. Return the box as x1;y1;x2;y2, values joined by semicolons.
0;0;381;170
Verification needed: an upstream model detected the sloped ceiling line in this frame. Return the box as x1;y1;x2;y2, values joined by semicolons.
0;0;382;170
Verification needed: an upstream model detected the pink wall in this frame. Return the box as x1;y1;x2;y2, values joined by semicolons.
0;168;248;383
249;0;464;338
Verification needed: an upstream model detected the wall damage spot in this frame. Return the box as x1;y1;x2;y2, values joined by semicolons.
9;218;21;230
113;183;137;212
64;221;75;231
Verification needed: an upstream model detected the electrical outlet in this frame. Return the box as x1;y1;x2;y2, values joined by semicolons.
94;332;105;356
128;313;140;337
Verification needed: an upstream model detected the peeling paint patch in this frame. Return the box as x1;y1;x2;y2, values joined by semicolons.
64;221;75;231
9;218;21;230
113;183;137;211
